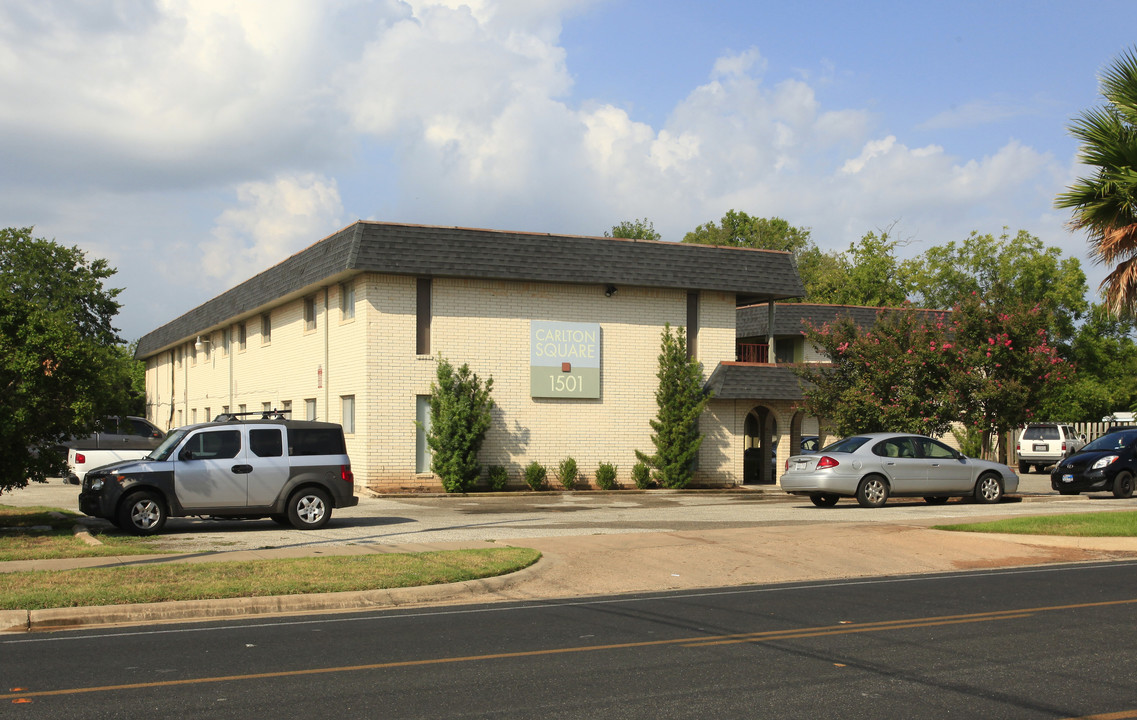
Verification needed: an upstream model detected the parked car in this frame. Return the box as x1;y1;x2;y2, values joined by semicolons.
78;415;357;535
64;416;166;484
1015;423;1086;474
1051;428;1137;498
780;432;1018;508
799;435;820;454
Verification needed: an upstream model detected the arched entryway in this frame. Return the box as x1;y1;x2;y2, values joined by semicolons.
743;406;778;484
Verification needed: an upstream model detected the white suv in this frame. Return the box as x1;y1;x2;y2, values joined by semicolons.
1016;423;1087;474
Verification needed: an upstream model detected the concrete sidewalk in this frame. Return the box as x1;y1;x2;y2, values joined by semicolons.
4;516;1136;633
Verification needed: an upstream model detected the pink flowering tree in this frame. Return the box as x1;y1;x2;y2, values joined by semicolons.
796;297;1073;461
948;292;1072;461
797;307;958;438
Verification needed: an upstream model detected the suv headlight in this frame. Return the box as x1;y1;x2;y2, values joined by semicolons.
1092;455;1120;470
89;477;105;491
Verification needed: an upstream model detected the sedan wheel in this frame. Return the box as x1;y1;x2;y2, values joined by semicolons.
856;476;889;508
974;474;1004;504
810;494;839;508
1113;471;1134;499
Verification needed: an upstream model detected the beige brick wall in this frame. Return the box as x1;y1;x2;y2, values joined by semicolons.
144;274;743;492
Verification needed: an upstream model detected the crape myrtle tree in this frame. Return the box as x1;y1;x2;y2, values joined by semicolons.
424;357;495;493
950;292;1072;461
1;227;135;493
797;298;1071;461
636;324;711;489
796;307;959;438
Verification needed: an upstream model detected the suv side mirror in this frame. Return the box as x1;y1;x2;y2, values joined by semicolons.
179;448;194;462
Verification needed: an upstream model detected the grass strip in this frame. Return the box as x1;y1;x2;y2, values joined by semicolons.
0;505;169;561
935;510;1137;537
0;547;540;610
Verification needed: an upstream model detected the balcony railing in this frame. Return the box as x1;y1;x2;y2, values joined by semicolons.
736;343;769;363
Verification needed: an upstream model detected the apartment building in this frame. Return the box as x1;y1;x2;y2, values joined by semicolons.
135;221;809;491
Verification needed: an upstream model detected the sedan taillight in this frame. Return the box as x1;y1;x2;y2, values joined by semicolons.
816;456;840;469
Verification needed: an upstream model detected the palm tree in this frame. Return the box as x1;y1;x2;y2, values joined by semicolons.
1055;47;1137;316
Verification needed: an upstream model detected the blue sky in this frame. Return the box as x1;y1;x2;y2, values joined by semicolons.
1;0;1134;340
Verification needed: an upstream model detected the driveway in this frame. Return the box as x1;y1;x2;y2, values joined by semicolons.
3;474;1132;554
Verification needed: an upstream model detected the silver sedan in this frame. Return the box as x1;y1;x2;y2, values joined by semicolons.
779;432;1019;508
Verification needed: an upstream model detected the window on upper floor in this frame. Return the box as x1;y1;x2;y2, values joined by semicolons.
261;312;272;344
304;295;317;332
417;278;431;355
341;281;355;320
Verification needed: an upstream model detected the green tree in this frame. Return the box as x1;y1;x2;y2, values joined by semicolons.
1038;304;1137;420
606;218;661;241
682;210;812;253
1055;47;1137;316
424;357;495;493
1;227;134;493
635;324;711;489
806;230;910;307
902;228;1088;340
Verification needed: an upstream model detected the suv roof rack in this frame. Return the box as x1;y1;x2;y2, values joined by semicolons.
213;410;292;422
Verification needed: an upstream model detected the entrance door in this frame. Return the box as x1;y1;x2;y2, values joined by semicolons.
744;407;778;484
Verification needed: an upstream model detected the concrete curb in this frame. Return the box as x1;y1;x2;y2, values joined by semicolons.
12;559;547;633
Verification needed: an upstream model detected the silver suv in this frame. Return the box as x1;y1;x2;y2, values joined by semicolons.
79;415;357;535
1016;423;1087;474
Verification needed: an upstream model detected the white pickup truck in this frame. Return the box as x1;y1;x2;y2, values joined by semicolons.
64;416;166;484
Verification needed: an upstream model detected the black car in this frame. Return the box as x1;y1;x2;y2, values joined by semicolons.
1051;428;1137;498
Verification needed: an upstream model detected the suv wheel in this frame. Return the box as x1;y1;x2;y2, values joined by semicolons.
287;487;332;530
117;490;167;535
1017;461;1029;475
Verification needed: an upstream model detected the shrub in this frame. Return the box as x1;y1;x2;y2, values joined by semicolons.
635;324;710;489
487;465;509;492
424;357;494;493
524;461;548;491
595;462;618;490
555;457;579;490
632;461;652;489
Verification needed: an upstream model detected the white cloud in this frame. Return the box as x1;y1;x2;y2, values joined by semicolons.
202;173;345;286
0;1;1088;339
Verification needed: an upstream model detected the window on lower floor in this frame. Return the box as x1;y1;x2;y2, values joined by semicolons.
305;398;317;421
416;395;431;473
341;395;355;434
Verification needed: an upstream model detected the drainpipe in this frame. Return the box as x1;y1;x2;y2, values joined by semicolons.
324;287;330;420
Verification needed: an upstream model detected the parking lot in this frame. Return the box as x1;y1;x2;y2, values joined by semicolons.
4;472;1134;554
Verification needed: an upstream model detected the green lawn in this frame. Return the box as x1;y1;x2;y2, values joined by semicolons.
0;504;540;611
0;505;170;560
935;510;1137;537
0;548;541;610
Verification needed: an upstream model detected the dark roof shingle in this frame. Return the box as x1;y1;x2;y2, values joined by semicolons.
137;221;805;356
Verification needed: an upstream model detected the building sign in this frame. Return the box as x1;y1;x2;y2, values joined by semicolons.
530;321;601;398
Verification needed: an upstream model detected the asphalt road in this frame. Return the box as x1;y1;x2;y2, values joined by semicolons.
3;560;1136;719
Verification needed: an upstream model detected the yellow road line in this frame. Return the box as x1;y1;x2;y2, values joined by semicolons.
4;597;1137;702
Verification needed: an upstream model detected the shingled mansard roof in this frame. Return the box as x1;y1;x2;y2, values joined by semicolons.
737;302;951;338
137;221;806;357
703;363;808;401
